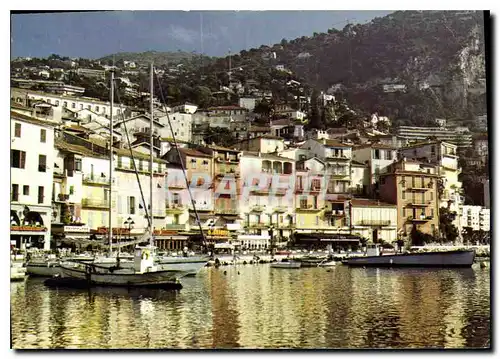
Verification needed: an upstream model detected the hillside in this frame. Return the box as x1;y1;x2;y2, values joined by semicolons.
194;10;487;126
99;50;213;66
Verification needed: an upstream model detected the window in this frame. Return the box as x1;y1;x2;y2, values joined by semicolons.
117;156;122;168
11;150;26;169
11;184;19;201
431;209;434;218
402;208;405;217
63;101;68;108
431;146;436;155
23;185;29;196
138;160;143;171
38;154;47;172
297;176;303;190
80;104;83;110
373;149;380;159
55;100;59;106
128;196;136;214
38;186;44;204
191;159;196;169
96;106;100;112
402;190;405;200
411;176;415;188
72;102;76;109
401;176;406;188
40;129;46;143
430;191;434;201
300;197;308;209
313;195;318;209
14;123;21;137
421;176;425;188
312;179;321;190
75;158;82;172
87;105;91;110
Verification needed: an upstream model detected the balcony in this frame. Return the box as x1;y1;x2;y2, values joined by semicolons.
53;168;65;178
296;205;322;212
406;184;431;191
55;193;70;203
247;223;270;229
161;224;188;231
274;206;288;213
215;208;239;215
406;201;432;207
165;203;185;213
408;215;433;223
329;171;349;178
251;205;266;212
168;183;185;190
83;174;111;186
357;219;391;226
82;198;112;208
325;209;345;217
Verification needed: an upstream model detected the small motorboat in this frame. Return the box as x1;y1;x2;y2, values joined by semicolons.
270;261;302;269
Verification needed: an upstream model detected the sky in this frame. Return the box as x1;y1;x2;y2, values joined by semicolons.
11;10;393;59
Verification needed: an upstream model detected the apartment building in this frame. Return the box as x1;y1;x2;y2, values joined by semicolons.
349;199;398;243
399;140;463;230
11;111;56;250
460;206;490;232
238;152;295;249
234;135;285;154
158;112;193;143
378;159;441;239
352;143;398;196
397;125;472;148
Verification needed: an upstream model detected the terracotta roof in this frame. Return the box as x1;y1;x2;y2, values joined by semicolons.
207;144;240;152
54;139;107;159
355;143;397;150
241;151;295;162
11;111;58;127
178;148;213;158
317;139;352;148
351;160;366;167
350;199;396;207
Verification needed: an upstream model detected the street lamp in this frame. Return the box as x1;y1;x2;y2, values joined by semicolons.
124;217;135;241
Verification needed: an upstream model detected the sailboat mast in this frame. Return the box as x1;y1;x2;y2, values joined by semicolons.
108;68;114;255
149;63;154;247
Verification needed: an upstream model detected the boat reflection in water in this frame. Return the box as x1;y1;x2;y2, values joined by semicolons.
11;264;490;349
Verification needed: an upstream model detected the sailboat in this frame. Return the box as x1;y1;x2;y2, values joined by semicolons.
58;64;196;287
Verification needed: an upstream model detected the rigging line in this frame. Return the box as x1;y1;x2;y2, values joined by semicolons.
113;79;152;229
154;71;209;251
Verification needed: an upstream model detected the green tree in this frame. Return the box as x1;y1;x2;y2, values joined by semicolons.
306;89;322;130
202;127;237;147
439;207;459;243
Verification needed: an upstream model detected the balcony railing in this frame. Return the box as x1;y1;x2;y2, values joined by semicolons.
160;224;188;231
296;205;322;212
83;175;111;185
406;184;431;191
329;171;349;178
82;198;112;208
165;203;185;212
357;219;391;226
251;205;266;212
274;206;288;213
215;208;239;215
406;201;431;207
325;209;345;216
408;215;433;222
168;183;185;189
247;223;270;229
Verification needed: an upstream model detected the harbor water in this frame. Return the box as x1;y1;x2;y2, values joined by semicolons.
11;264;490;349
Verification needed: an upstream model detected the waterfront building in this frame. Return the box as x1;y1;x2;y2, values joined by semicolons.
349;199;398;243
399;140;463;229
352;143;398;196
460;205;490;232
238;151;295;249
378;159;441;239
10;111;56;250
350;160;366;196
196;145;242;244
164;147;215;236
11;98;63;124
294;157;327;231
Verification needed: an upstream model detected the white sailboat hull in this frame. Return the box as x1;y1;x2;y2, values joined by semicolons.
157;257;209;276
60;264;187;286
271;261;302;269
26;261;61;277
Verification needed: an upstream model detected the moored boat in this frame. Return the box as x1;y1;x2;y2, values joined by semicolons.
270;261;302;269
343;244;475;268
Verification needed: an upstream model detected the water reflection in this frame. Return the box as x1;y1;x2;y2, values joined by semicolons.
11;266;490;349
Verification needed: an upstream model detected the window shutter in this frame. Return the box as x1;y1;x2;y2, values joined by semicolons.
20;151;26;168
